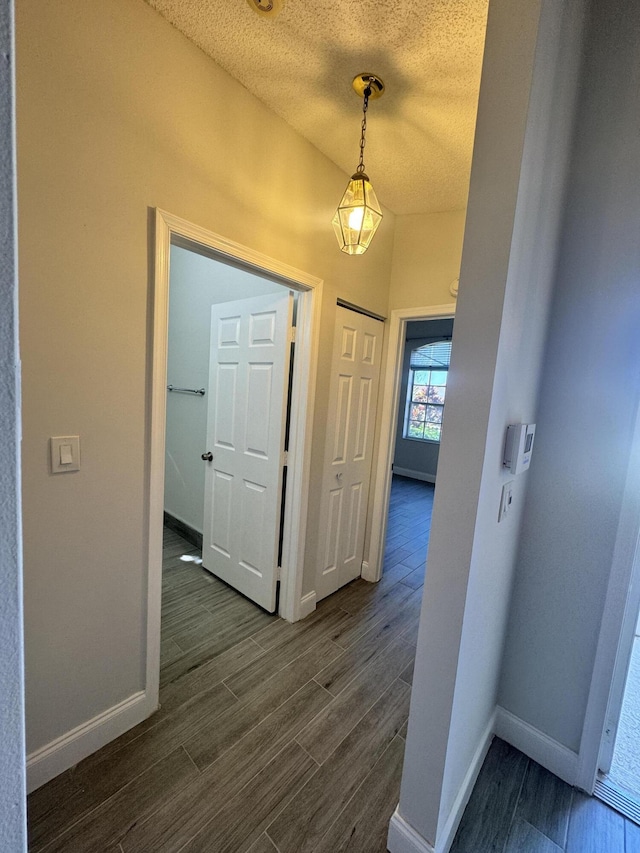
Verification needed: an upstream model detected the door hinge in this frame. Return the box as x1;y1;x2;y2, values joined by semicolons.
276;565;281;580
289;326;296;343
282;450;288;466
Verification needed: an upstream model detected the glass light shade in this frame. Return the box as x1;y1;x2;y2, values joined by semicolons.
332;173;383;255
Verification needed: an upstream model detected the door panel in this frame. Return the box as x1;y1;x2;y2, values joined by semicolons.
245;364;273;457
203;291;293;612
213;364;237;449
345;482;363;563
354;377;372;460
316;306;383;601
333;375;352;463
210;469;233;558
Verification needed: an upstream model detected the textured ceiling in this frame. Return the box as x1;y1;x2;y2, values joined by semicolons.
145;0;489;215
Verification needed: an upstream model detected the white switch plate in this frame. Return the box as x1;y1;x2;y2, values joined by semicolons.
499;480;515;522
50;435;80;473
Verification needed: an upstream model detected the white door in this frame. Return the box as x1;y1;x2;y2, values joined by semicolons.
316;306;383;601
202;291;293;612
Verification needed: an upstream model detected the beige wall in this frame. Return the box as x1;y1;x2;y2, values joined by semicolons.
16;0;396;759
389;209;466;312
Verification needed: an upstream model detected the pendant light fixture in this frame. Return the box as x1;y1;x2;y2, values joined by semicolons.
332;73;385;255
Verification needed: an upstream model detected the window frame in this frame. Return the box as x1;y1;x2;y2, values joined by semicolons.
402;341;451;444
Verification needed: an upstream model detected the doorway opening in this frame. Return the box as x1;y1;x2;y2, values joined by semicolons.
365;303;456;584
583;394;640;812
148;209;323;707
161;243;294;685
595;601;640;823
380;318;454;588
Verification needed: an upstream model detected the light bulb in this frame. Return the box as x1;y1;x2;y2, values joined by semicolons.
348;207;365;231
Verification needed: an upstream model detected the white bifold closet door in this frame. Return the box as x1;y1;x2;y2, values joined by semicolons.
316;305;383;601
202;291;293;612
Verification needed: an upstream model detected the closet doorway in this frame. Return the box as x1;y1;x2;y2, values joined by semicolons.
147;209;322;705
165;254;292;613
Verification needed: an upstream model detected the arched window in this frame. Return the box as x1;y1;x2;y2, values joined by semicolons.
403;340;451;442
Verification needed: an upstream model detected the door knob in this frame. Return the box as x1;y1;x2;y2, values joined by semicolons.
201;452;213;461
336;472;343;480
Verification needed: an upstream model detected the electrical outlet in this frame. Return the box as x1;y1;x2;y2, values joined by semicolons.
499;480;515;522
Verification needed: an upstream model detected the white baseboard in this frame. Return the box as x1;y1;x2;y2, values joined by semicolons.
437;711;496;852
388;708;577;853
27;690;155;793
393;467;436;484
361;560;375;582
388;809;436;853
494;706;579;785
298;590;317;619
388;711;495;853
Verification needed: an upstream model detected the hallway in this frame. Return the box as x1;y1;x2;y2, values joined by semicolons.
28;475;632;852
27;476;433;853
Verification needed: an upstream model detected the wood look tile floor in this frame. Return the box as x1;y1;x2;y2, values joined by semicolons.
452;738;639;853
27;475;433;853
27;474;632;852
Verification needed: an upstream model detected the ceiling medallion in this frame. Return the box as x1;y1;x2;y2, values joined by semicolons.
245;0;284;17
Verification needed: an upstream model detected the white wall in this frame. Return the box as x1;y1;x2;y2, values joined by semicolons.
0;0;26;847
390;0;585;849
393;319;454;481
165;245;284;534
499;0;640;755
17;0;394;776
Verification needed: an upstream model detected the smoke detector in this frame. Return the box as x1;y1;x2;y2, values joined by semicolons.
246;0;284;16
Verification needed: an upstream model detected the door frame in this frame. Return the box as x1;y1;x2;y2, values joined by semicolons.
364;303;456;583
147;208;323;703
577;396;640;791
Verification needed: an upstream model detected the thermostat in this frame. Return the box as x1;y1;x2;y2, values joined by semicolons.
503;423;536;475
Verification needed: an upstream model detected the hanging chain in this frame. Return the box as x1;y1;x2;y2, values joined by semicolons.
356;86;371;174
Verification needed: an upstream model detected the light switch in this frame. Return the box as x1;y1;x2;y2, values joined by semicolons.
498;480;515;522
50;436;80;473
